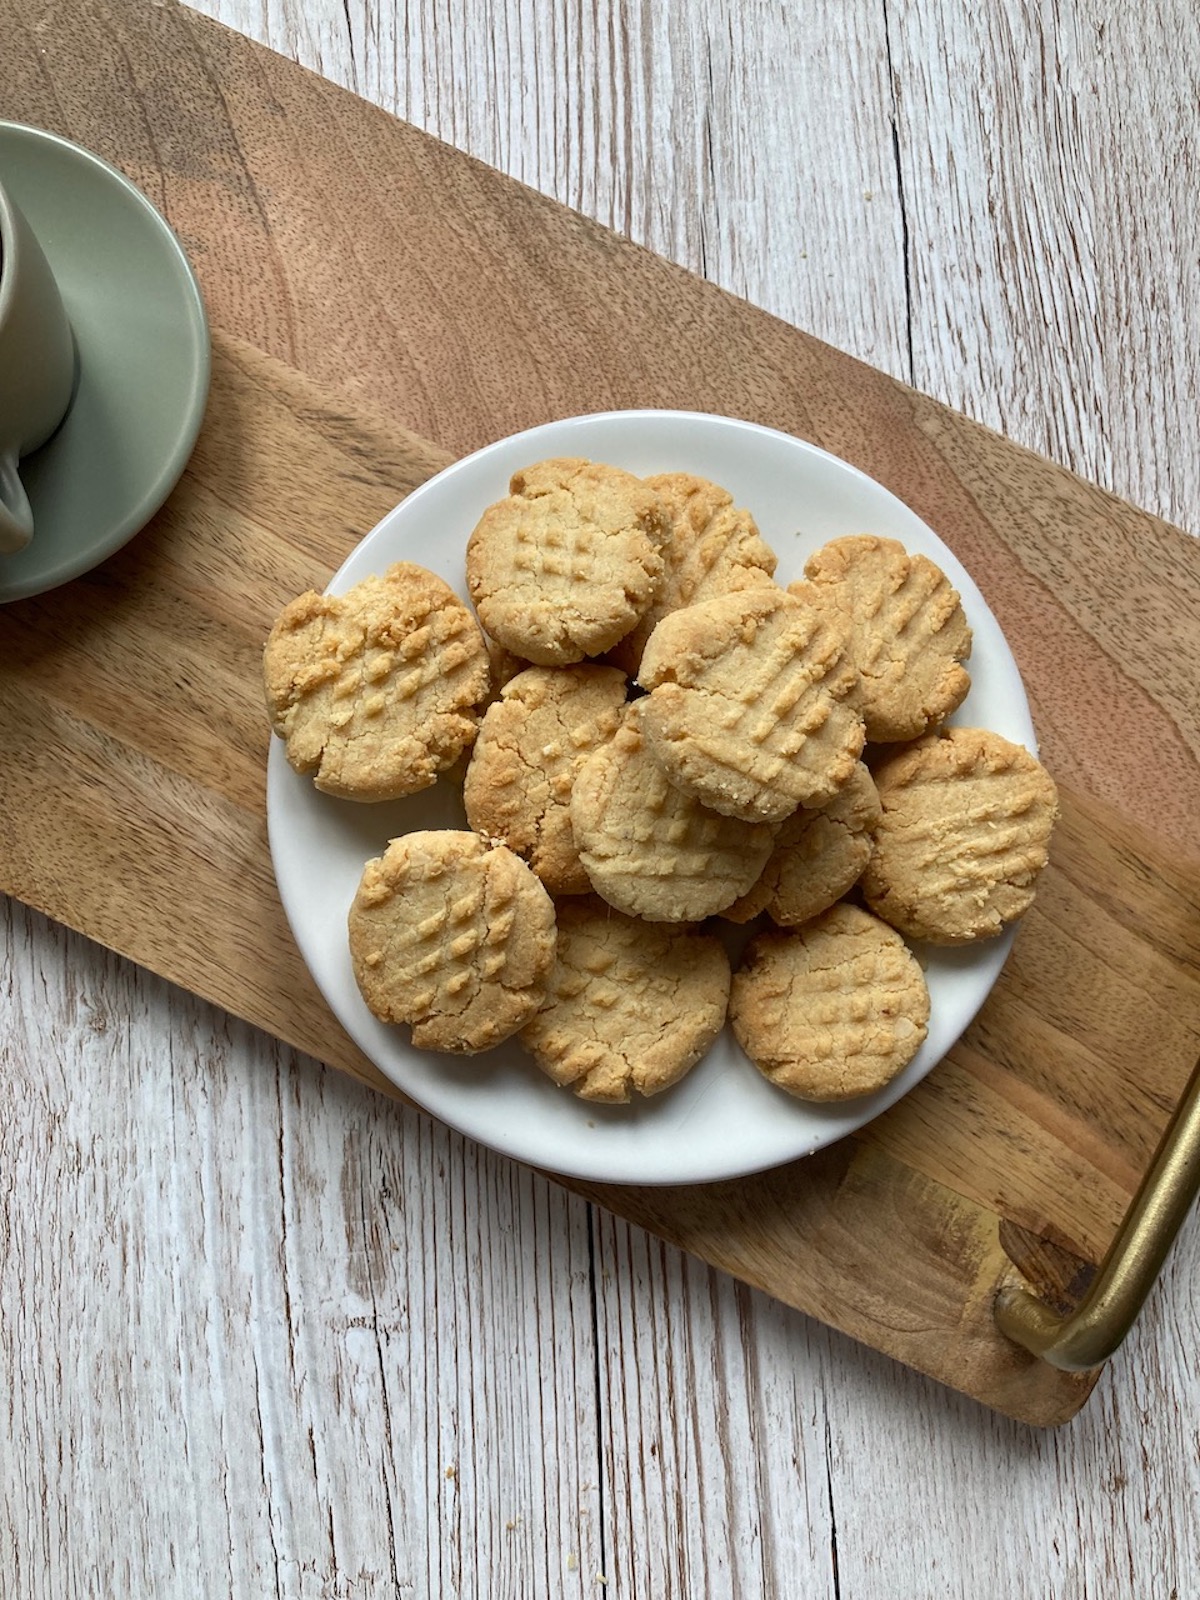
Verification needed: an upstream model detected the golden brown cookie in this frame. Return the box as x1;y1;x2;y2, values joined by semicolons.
636;585;864;823
800;534;972;742
463;663;628;895
862;728;1059;944
520;897;730;1102
570;699;777;921
723;760;881;925
347;831;556;1053
465;457;668;665
729;904;930;1100
263;562;489;801
606;472;778;675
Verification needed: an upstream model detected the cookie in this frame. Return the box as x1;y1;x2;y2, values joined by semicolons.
570;699;777;921
606;472;778;675
463;663;628;895
347;831;556;1053
263;562;489;801
862;728;1059;944
466;457;668;665
800;534;972;741
636;585;865;823
730;904;930;1100
723;760;881;925
520;897;730;1102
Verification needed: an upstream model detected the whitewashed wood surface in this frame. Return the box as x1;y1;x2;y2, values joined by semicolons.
4;2;1199;1595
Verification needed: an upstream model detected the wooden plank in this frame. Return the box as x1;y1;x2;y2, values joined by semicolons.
893;0;1200;537
593;1214;837;1599
0;900;605;1596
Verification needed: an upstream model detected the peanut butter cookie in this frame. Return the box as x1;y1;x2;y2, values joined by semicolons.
862;727;1059;944
466;457;668;665
463;663;628;894
723;760;881;925
730;903;930;1100
606;472;778;675
800;534;972;741
637;585;864;823
520;897;730;1102
348;830;556;1054
264;562;489;801
570;699;777;921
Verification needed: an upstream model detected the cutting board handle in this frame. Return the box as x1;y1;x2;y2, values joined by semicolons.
995;1053;1200;1370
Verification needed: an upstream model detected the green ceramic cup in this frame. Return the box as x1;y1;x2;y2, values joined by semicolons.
0;179;76;553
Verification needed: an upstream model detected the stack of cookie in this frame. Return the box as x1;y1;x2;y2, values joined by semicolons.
264;457;1058;1107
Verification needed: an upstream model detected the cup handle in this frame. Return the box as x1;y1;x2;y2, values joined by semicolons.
0;448;34;554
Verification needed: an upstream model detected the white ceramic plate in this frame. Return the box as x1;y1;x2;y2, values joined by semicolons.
267;411;1035;1185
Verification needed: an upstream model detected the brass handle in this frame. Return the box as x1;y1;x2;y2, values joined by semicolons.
995;1053;1200;1371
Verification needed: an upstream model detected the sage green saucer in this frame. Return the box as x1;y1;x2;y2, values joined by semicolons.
0;123;210;603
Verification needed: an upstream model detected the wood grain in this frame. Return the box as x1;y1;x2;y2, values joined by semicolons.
892;0;1200;537
0;904;605;1596
5;0;1200;1593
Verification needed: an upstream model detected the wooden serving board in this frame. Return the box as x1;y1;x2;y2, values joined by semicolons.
5;0;1200;1426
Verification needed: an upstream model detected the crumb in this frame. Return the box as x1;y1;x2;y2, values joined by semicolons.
445;1465;456;1480
505;1517;522;1532
567;1553;578;1572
